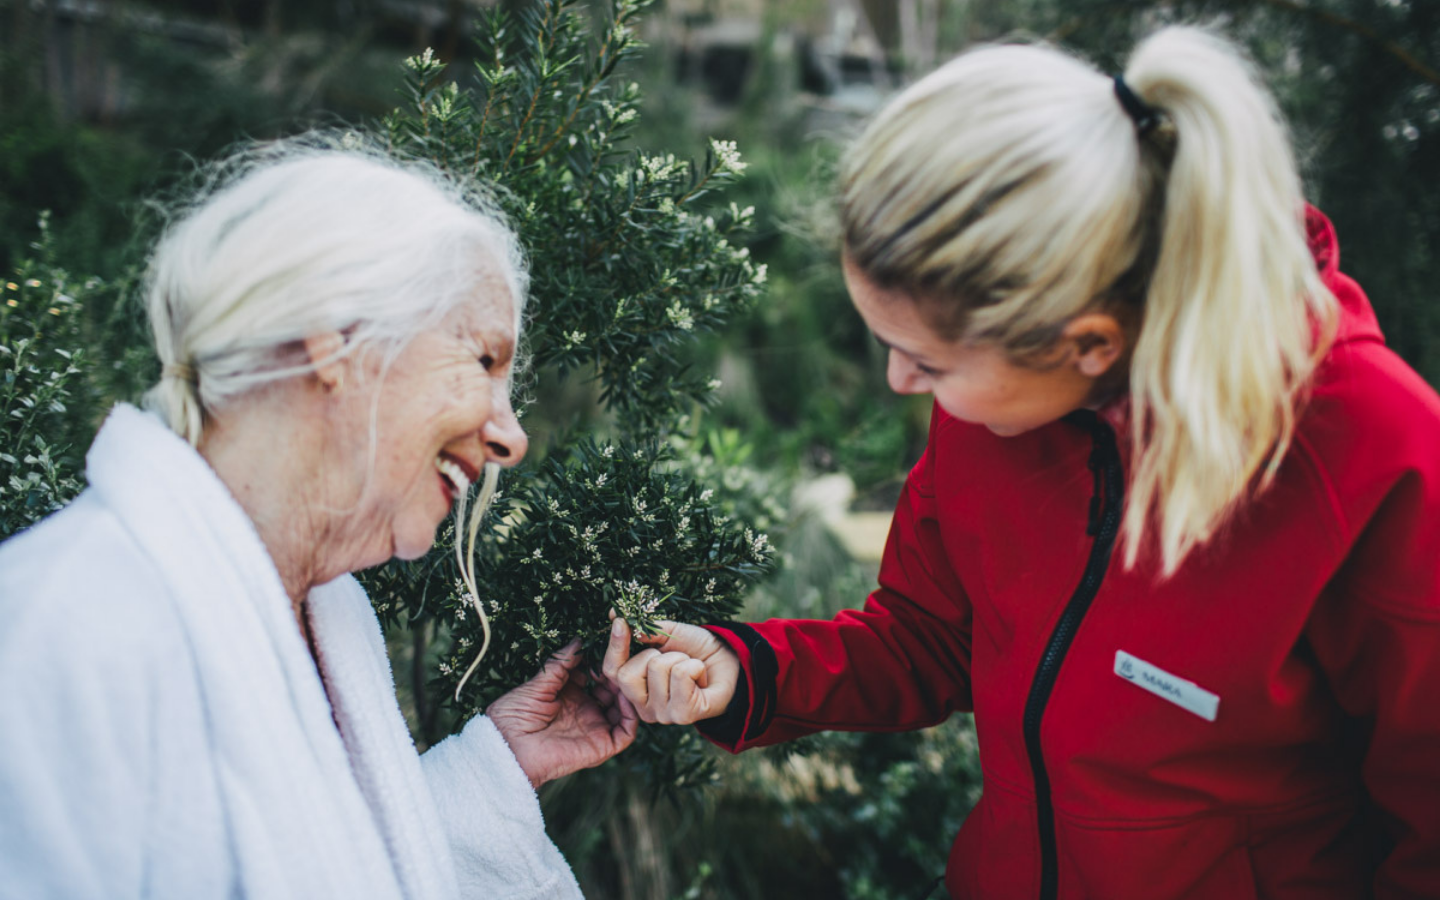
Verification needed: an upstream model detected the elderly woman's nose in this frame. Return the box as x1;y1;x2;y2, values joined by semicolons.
482;403;528;466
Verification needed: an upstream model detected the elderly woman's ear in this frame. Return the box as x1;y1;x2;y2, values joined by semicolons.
303;331;351;393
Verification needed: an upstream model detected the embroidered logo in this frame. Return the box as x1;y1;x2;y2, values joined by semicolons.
1114;650;1219;722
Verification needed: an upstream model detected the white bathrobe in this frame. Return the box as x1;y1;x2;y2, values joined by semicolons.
0;404;584;900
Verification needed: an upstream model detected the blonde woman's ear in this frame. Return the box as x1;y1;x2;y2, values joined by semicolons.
1063;313;1128;378
302;331;349;392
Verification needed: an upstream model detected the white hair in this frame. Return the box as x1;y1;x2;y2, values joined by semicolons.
841;26;1337;576
141;135;527;669
142;133;528;446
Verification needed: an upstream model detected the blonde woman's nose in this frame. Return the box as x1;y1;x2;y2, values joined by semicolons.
886;350;925;395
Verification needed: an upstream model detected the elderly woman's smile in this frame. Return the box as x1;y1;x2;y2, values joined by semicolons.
346;292;528;565
435;452;478;502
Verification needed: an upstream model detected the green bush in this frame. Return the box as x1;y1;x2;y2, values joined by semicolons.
0;216;109;538
363;0;775;792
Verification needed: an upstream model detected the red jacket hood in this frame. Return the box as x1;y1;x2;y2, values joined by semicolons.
1095;207;1381;438
1307;205;1383;346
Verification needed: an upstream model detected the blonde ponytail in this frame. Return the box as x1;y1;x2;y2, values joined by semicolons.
1120;28;1337;573
839;26;1337;577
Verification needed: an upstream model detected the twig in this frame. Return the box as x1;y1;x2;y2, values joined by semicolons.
503;0;561;174
531;40;611;162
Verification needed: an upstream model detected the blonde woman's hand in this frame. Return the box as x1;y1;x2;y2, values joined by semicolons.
488;640;638;788
601;617;739;725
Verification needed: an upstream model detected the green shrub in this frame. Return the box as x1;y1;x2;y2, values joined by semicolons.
0;216;109;538
363;0;774;791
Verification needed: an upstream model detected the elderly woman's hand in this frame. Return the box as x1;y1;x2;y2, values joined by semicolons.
487;641;639;788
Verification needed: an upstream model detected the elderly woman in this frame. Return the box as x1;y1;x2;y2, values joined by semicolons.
0;143;635;899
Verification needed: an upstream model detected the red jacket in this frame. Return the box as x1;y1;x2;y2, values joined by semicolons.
702;210;1440;899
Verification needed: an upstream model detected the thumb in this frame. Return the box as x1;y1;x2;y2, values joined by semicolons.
640;620;721;658
601;617;631;681
538;639;582;684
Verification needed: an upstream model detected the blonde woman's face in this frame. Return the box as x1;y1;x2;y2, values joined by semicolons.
335;289;526;565
843;257;1102;437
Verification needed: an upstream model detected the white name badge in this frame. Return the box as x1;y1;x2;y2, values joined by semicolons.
1114;650;1220;722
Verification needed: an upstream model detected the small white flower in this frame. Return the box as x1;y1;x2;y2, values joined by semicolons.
666;302;695;331
750;531;771;557
710;138;748;174
406;48;437;71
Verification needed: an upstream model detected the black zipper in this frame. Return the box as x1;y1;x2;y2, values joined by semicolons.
1021;409;1125;900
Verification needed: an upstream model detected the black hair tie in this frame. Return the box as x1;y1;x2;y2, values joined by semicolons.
1113;74;1160;136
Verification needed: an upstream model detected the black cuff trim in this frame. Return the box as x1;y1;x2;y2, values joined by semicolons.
694;622;778;745
695;660;749;744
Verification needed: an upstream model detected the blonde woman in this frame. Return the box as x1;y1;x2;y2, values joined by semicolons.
603;26;1440;900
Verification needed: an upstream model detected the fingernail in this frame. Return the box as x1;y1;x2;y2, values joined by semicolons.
611;618;625;638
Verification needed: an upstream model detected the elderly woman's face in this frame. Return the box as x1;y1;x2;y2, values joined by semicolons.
339;289;526;564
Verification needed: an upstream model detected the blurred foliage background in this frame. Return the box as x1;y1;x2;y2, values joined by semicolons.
1;0;1435;897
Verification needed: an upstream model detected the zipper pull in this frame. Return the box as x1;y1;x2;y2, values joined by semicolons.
1067;408;1116;539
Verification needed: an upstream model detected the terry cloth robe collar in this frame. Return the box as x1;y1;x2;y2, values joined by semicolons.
84;403;454;900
